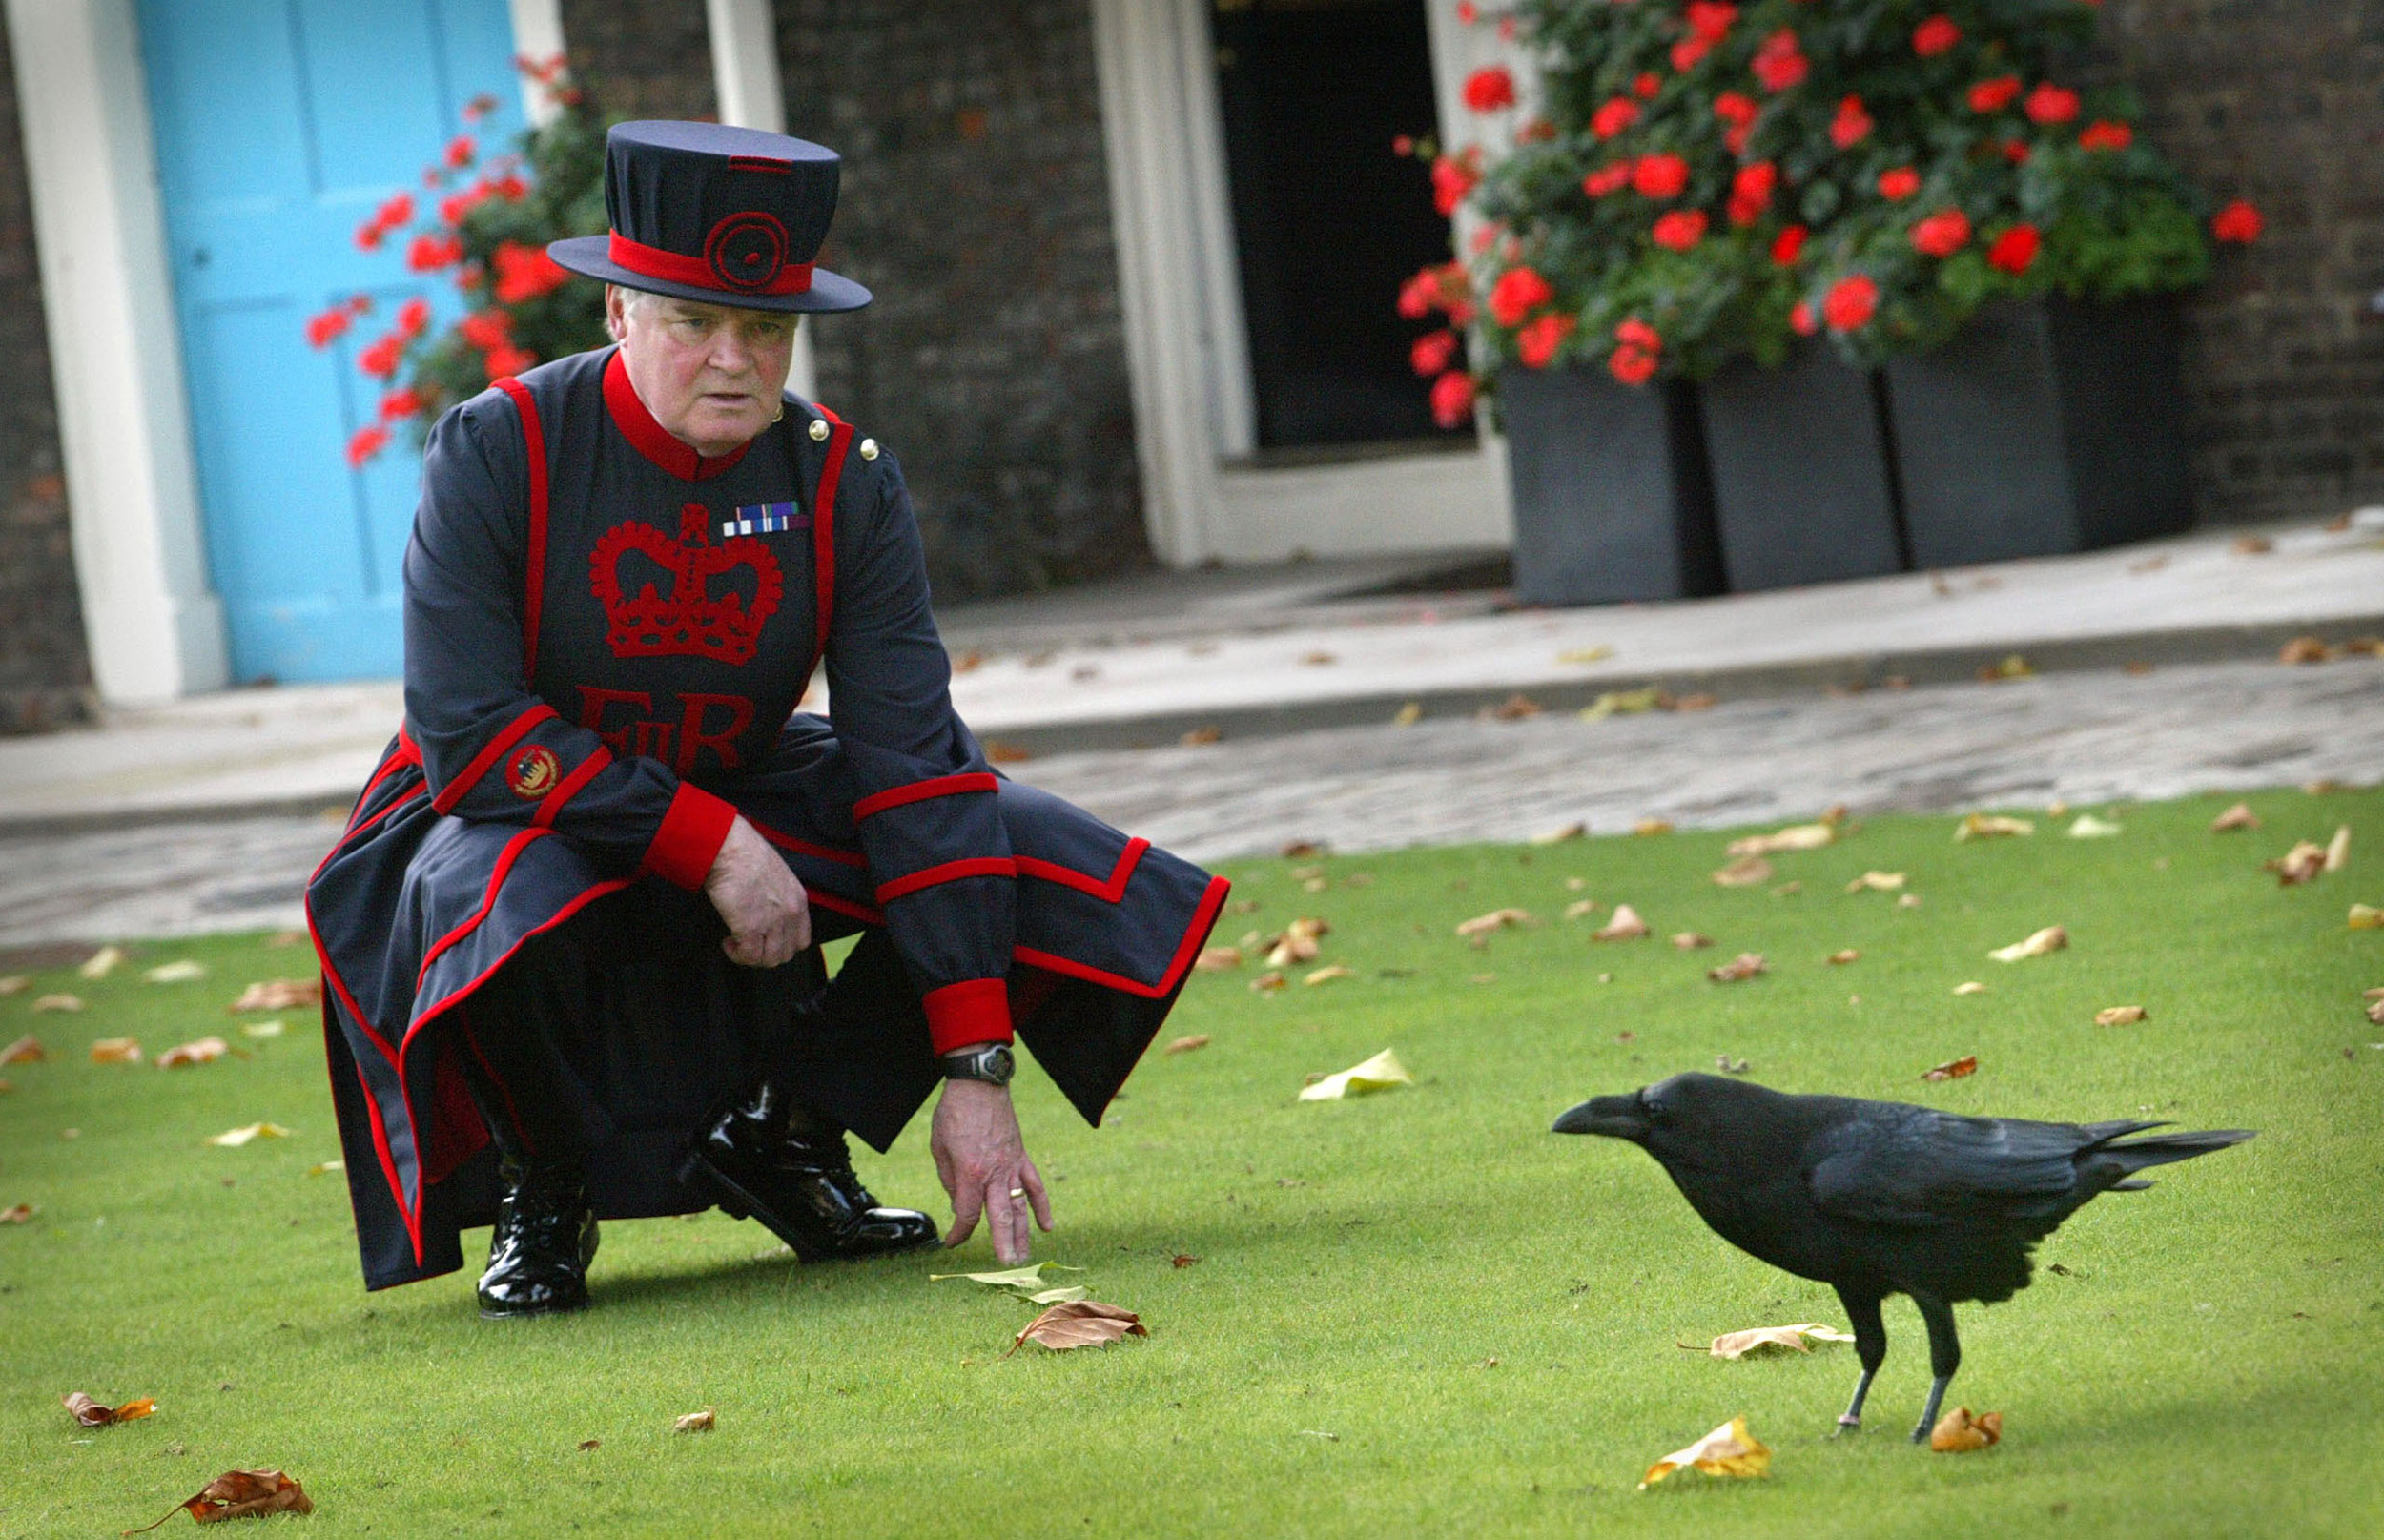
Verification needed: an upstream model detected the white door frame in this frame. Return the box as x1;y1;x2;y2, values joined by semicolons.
1088;0;1513;566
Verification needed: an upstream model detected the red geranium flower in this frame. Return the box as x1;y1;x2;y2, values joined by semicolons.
395;297;432;337
1609;342;1659;386
459;307;514;352
1634;72;1662;99
354;221;387;253
376;193;415;228
1455;0;1477;22
1829;94;1873;149
1727;161;1777;226
1516;312;1576;369
305;307;353;348
1615;318;1663;355
492;240;571;303
1397;267;1442;318
2024;83;2080;125
1652;209;1709;250
444;134;476;169
1771;224;1808;265
1968;75;2023;113
461;92;498;124
1583;161;1633;197
488;173;529;201
483;343;537;380
1713;92;1757;128
1489;266;1554;329
1462;65;1516;113
2211;199;2263;243
405;234;463;271
1670;34;1713;72
378;386;423;422
1912;15;1962;56
1910;207;1972;258
2078;120;2133;151
2002;138;2031;164
1751;29;1808;92
356;332;406;378
1632;153;1691;200
1516;117;1557;144
345;423;391;468
1592;96;1641;138
1790;300;1819;336
1429;370;1476;428
1823;274;1880;332
1409;328;1460;377
1986;224;2041;274
1431;151;1482;216
1878;166;1922;200
1686;2;1738;43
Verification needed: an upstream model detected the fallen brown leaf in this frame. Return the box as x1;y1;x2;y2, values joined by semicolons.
31;995;84;1013
1955;813;2034;841
2210;802;2261;832
144;960;207;984
1264;916;1327;967
1179;726;1222;747
1726;823;1835;857
1828;949;1860;965
1531;821;1586;845
1672;932;1714;951
65;1392;155;1427
2367;996;2384;1025
1302;965;1354;987
78;945;126;979
1639;1416;1771;1489
1249;971;1286;995
2325;825;2352;873
0;1078;11;1093
1489;693;1541;720
1633;818;1674;837
2095;1006;2148;1026
157;1037;230;1070
1898;893;1924;910
1194;946;1242;972
1593;904;1651;942
1708;953;1767;983
90;1038;143;1065
2278;635;2332;664
1689;1324;1857;1360
1281;840;1324;859
1953;982;1987;996
228;979;319;1014
1989;925;2068;962
672;1408;714;1434
1171;1253;1201;1268
1922;1055;1980;1082
1004;1300;1147;1356
2267;841;2328;885
126;1468;312;1532
1977;653;2033;682
1;1034;45;1064
1562;898;1601;921
1675;692;1717;711
1300;650;1337;667
1844;871;1906;893
2233;534;2273;555
1391;702;1423;727
0;974;26;995
1712;855;1773;888
2353;905;2384;931
1928;1407;2003;1453
1163;1035;1210;1056
1454;908;1531;938
578;1438;601;1451
1;1203;31;1222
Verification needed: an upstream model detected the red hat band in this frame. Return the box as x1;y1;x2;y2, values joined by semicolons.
606;223;815;297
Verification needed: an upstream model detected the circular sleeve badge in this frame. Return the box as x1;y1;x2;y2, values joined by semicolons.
704;212;790;292
507;744;562;800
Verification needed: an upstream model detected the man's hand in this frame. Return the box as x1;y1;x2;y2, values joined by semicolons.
703;815;812;968
931;1075;1052;1264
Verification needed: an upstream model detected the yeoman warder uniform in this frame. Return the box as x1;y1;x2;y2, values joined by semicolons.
305;121;1227;1313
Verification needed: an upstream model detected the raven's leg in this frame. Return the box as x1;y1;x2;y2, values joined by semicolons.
1908;1291;1963;1444
1833;1287;1887;1435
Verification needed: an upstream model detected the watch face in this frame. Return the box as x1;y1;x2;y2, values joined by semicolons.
986;1045;1016;1083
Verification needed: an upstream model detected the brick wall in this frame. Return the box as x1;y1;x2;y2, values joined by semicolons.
2095;2;2384;525
557;0;718;123
0;21;90;733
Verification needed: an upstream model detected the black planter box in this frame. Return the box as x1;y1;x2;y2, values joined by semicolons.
1498;365;1722;606
1699;341;1904;590
1883;296;2191;567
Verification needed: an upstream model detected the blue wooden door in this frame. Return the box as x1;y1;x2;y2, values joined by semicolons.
138;0;524;683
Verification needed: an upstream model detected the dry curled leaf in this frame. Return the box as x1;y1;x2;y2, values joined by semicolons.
1922;1056;1980;1082
0;974;26;995
65;1392;156;1427
1676;692;1717;711
78;946;126;979
1280;840;1325;860
1929;1407;2004;1452
1163;1034;1211;1056
1299;1048;1412;1101
1264;917;1328;967
1898;893;1923;910
1;1034;46;1064
31;995;84;1014
1171;1253;1201;1267
1391;702;1423;727
1179;726;1222;747
1979;653;2033;681
1563;898;1601;921
1671;932;1714;951
1845;871;1906;893
206;1123;291;1148
90;1038;143;1065
2278;635;2331;664
1639;1416;1771;1489
1712;855;1774;888
1004;1300;1147;1357
1303;965;1354;987
2352;905;2384;932
2095;1006;2148;1026
126;1468;313;1532
2067;813;2124;838
2265;842;2327;885
1580;687;1668;720
2211;803;2260;832
1633;819;1675;837
1952;981;1987;996
1955;813;2034;841
1690;1324;1856;1360
1707;953;1767;983
2233;534;2274;555
1989;925;2068;962
158;1037;230;1070
1194;946;1242;973
144;960;208;984
578;1438;601;1451
2326;826;2352;873
1489;692;1542;720
672;1407;715;1434
1454;908;1531;938
1;1203;31;1222
1593;904;1651;942
1727;823;1835;857
228;979;319;1014
1531;822;1586;845
1249;971;1286;995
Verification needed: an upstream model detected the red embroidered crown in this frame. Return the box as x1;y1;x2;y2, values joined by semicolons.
590;506;783;665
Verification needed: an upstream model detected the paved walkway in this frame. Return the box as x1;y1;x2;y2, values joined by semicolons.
4;654;2375;951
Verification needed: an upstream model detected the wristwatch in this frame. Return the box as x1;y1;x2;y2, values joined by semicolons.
939;1042;1016;1087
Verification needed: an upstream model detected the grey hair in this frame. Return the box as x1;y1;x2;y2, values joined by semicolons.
605;284;663;340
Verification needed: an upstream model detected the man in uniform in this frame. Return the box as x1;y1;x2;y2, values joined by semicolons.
306;121;1228;1315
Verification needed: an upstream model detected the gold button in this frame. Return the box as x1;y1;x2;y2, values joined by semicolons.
808;418;830;441
859;438;879;460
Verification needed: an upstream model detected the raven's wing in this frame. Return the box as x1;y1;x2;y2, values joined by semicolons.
1802;1107;2143;1226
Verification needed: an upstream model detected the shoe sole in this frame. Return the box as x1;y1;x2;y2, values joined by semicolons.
478;1296;590;1320
676;1149;940;1264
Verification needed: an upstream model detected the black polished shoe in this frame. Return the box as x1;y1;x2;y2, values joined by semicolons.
679;1078;939;1263
477;1157;599;1319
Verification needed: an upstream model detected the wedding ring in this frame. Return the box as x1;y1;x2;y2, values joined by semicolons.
1008;1188;1027;1199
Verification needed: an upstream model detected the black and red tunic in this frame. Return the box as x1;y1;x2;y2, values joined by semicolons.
306;345;1226;1289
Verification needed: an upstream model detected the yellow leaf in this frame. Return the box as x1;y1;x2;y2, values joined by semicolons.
1593;904;1652;942
1989;925;2068;962
207;1122;292;1147
1391;702;1423;727
1302;965;1354;987
1955;813;2035;841
1298;1048;1412;1101
1454;908;1531;938
1844;871;1906;893
1556;645;1615;665
143;960;208;983
1633;819;1674;837
1929;1406;2004;1452
31;994;83;1013
1639;1416;1772;1489
1696;1324;1857;1360
1726;823;1834;856
158;1037;230;1069
2095;1006;2148;1026
90;1037;143;1065
2066;813;2124;838
1580;687;1665;720
2325;825;2352;873
2350;905;2383;930
76;945;125;980
0;1034;46;1064
0;975;25;996
1827;949;1860;965
305;1160;344;1178
1712;855;1774;888
240;1020;287;1039
1953;981;1988;996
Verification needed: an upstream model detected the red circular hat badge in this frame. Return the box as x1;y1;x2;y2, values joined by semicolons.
704;212;791;292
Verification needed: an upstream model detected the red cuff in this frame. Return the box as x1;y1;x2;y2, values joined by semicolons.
922;978;1014;1055
640;783;738;890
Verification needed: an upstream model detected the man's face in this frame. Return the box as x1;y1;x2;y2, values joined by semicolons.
609;289;797;457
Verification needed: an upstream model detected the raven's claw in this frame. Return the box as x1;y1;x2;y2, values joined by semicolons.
1832;1416;1861;1438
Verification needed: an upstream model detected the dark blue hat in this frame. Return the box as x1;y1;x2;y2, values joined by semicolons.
547;120;871;313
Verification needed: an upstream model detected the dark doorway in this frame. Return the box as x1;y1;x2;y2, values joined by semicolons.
1210;0;1467;453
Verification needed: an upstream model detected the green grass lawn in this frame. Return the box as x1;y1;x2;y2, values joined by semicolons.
4;788;2381;1538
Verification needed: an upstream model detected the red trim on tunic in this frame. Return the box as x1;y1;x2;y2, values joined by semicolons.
531;747;612;830
430;704;557;813
1017;838;1150;904
492;378;550;677
418;827;553;985
807;890;886;927
922;977;1013;1053
602;348;752;482
639;781;738;890
812;421;853;661
351;1057;418;1261
461;1018;537;1158
874;856;1017;905
852;772;999;821
606;231;815;296
1012;874;1232;1000
745;817;868;869
345;734;424;835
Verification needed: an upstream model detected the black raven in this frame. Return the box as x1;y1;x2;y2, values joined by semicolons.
1553;1072;2253;1441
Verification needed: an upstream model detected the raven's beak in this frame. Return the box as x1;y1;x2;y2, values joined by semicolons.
1552;1093;1650;1140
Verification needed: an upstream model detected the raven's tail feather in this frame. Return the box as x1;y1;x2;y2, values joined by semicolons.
2090;1127;2256;1186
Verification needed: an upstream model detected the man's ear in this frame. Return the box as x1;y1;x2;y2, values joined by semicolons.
603;284;628;344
